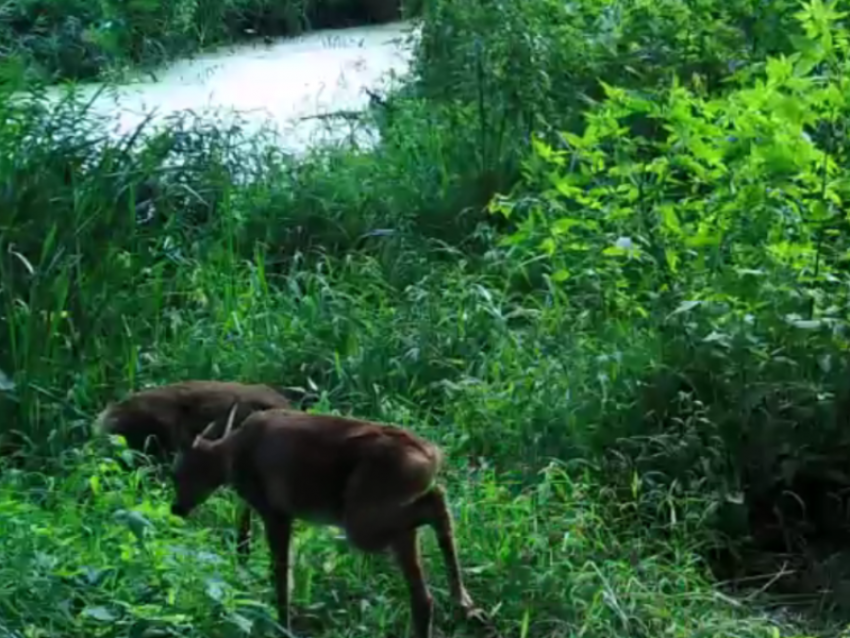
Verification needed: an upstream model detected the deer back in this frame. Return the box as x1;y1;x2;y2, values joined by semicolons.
226;409;443;524
95;380;292;458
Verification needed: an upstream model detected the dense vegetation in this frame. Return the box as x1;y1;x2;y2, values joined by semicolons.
3;0;850;636
0;0;411;82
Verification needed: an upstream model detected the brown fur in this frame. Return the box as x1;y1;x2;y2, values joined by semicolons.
171;408;492;638
93;380;293;455
93;380;293;563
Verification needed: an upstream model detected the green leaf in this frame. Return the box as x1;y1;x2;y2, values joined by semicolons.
540;237;557;256
766;55;794;86
552;269;571;282
602;246;623;257
81;606;118;622
561;131;585;149
114;509;153;542
0;368;14;392
659;204;682;235
551;218;589;235
206;578;226;603
230;612;254;634
789;318;824;330
665;248;680;274
520;609;531;638
668;300;701;319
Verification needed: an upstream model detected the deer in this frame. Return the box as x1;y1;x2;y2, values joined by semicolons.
170;404;492;638
92;380;296;564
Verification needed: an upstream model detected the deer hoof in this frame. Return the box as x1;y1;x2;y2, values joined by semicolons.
459;602;499;637
464;606;489;623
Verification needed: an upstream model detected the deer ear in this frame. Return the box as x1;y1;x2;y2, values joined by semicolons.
191;434;204;449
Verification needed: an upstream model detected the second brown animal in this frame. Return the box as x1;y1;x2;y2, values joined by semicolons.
93;380;294;562
172;404;489;638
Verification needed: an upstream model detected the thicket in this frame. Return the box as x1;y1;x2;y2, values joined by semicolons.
2;0;850;637
0;0;411;82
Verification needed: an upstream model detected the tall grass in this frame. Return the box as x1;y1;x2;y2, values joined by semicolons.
2;0;850;636
0;0;413;83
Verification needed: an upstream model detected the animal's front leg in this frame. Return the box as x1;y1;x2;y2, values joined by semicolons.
392;529;433;638
263;513;293;629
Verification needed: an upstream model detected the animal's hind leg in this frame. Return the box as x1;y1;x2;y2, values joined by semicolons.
341;460;494;633
340;456;434;552
417;486;490;625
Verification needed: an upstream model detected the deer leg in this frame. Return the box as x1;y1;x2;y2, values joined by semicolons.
341;461;491;634
420;486;487;623
346;484;490;627
235;505;252;564
393;528;434;638
262;513;293;629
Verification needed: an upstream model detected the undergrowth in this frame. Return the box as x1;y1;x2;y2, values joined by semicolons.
3;0;850;637
0;0;413;83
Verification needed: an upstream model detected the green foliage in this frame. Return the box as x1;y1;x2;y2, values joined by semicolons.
0;0;410;81
491;40;850;323
414;0;804;147
484;0;850;616
487;0;850;439
0;442;789;638
4;0;850;635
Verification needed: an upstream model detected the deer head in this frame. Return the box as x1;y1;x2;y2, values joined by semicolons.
170;402;238;518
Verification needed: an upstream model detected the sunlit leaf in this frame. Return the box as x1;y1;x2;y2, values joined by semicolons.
0;368;14;391
81;606;117;622
205;578;226;603
668;300;701;318
552;269;570;282
114;509;153;542
540;237;557;255
229;612;254;633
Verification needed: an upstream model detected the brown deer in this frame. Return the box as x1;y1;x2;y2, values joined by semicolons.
171;405;491;638
93;380;295;563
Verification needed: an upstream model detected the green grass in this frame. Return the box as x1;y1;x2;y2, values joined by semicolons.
1;439;790;638
3;0;850;636
0;0;414;83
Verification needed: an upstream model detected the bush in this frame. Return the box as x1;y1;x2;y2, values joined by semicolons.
0;0;411;82
484;0;850;614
